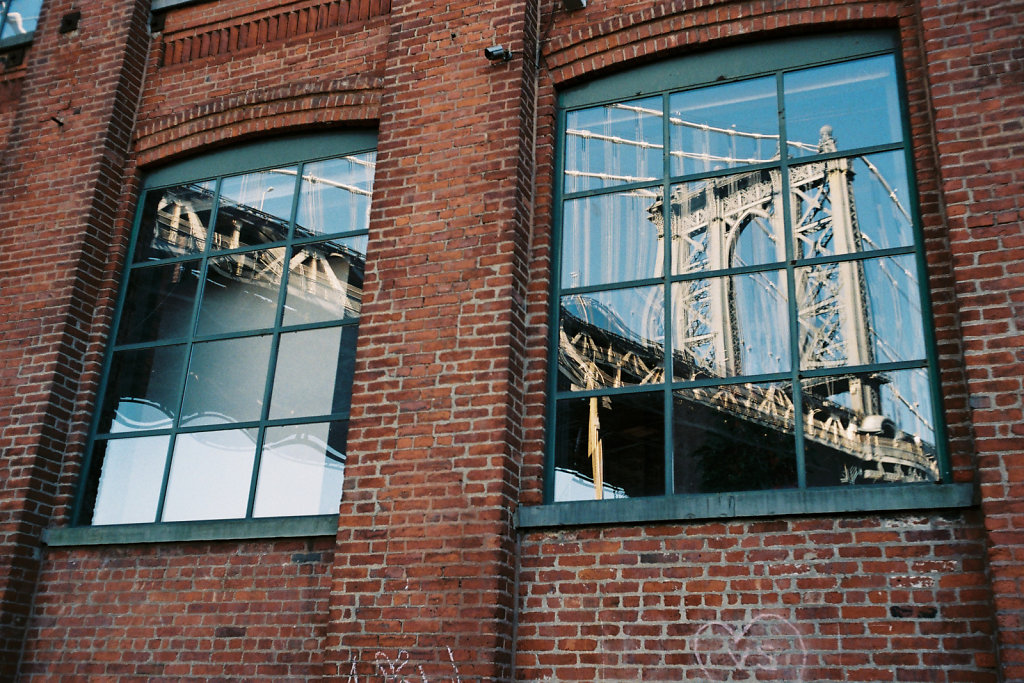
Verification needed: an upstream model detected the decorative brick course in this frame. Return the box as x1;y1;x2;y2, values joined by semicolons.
158;0;391;67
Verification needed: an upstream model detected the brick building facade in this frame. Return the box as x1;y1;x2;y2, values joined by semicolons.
0;0;1021;680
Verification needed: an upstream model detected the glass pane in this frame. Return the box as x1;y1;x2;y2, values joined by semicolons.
196;248;284;336
669;172;785;275
253;421;347;517
161;429;257;521
295;153;375;238
669;76;780;176
89;436;170;525
863;255;926;363
98;345;187;434
558;287;664;391
180;336;273;426
283;239;365;326
115;261;201;344
554;392;664;501
784;55;902;157
564;96;663;193
672;271;789;381
561;189;663;288
214;168;298;251
133;182;214;262
797;254;925;370
802;368;939;486
1;0;42;38
791;151;915;259
270;326;357;419
673;383;797;494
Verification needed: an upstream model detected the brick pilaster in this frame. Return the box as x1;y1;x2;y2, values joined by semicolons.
0;0;151;674
323;0;538;678
918;0;1024;679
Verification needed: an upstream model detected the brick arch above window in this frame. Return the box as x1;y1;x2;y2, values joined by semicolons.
541;0;910;88
134;76;383;167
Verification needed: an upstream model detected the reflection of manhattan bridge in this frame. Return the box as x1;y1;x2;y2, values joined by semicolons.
559;112;938;490
117;163;373;465
142;165;369;324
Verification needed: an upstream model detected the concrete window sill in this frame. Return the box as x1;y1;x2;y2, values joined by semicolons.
43;515;338;547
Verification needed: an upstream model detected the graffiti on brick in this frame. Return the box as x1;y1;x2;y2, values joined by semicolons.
345;646;463;683
691;613;806;681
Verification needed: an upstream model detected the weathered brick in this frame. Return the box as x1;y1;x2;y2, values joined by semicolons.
0;0;1021;680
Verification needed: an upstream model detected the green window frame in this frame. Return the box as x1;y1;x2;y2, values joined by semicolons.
522;32;973;528
151;0;209;12
0;0;41;48
69;132;376;536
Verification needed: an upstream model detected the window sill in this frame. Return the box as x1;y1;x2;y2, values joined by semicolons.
43;514;339;547
516;483;976;529
0;32;32;51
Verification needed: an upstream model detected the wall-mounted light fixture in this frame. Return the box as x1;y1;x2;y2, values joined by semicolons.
484;45;513;63
564;0;587;9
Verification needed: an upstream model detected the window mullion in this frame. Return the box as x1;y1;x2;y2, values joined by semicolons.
777;71;808;490
150;177;224;523
245;162;307;518
661;91;674;497
544;107;569;505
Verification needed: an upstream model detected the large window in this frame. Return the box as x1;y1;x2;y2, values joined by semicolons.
0;0;41;44
74;133;375;526
546;34;949;512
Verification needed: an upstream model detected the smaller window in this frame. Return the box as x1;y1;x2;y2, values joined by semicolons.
74;133;376;526
0;0;41;43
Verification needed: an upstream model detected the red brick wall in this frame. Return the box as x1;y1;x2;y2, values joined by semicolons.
157;0;391;67
917;0;1024;677
322;0;537;677
517;513;995;682
18;539;335;680
10;0;540;676
0;0;150;674
513;0;1007;681
0;65;25;149
4;0;392;677
0;0;1020;679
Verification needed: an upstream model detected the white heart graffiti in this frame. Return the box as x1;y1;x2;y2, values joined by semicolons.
691;614;807;681
346;646;463;683
374;649;412;683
